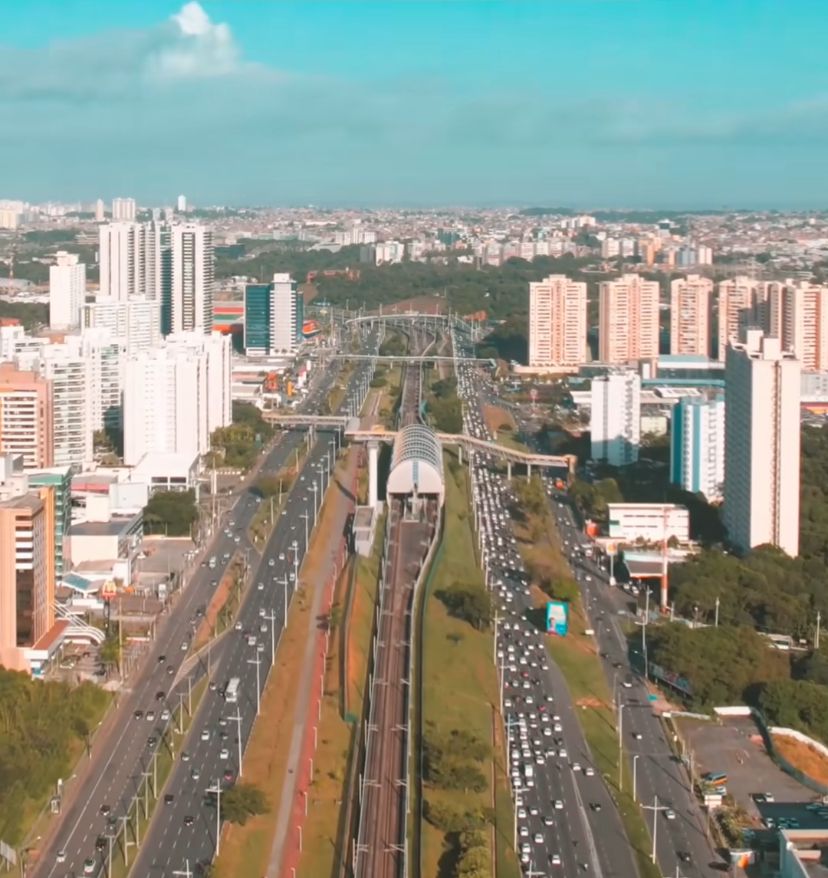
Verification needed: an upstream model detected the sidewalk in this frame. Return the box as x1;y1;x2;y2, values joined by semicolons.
266;448;360;878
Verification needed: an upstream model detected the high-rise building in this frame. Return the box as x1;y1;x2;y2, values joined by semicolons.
770;280;828;372
27;467;72;578
177;194;187;213
0;488;56;671
169;224;214;335
590;371;641;466
165;331;232;435
123;345;209;466
74;330;124;436
0;363;53;469
670;395;725;502
723;330;800;557
528;274;587;369
111;197;136;221
244;273;302;355
82;296;160;355
98;222;169;303
49;251;86;330
670;274;713;356
95;199;105;222
598;274;660;364
717;277;770;359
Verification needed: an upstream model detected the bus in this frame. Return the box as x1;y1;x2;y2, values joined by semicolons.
225;677;241;704
703;772;728;787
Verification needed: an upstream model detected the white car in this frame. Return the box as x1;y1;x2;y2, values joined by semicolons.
219;748;229;760
554;799;563;809
551;853;561;866
56;850;67;864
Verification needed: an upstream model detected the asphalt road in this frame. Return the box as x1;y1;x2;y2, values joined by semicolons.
36;333;378;878
452;328;638;878
549;495;722;876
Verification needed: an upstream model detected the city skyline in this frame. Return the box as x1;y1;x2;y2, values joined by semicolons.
3;1;828;207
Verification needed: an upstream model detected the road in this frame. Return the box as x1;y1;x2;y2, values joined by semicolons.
452;323;638;878
35;331;379;878
548;494;721;876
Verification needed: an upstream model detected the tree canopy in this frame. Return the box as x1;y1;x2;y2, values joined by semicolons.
144;490;198;537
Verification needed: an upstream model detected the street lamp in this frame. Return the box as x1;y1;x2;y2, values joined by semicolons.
643;794;669;864
247;655;262;716
300;511;310;550
633;754;640;802
311;480;320;517
206;780;222;856
617;701;626;791
231;707;244;776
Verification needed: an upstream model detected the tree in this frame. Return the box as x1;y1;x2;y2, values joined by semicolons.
759;679;828;742
435;585;491;631
144;490;199;537
221;782;269;825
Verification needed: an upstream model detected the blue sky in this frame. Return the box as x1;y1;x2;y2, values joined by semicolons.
2;1;827;207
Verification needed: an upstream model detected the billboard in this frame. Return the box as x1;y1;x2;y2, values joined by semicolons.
546;600;569;637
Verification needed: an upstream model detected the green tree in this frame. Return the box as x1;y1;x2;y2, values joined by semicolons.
221;782;269;825
435;585;492;631
144;490;199;537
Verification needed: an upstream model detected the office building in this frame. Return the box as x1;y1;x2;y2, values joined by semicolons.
771;280;828;372
165;331;232;435
670;395;725;501
607;503;690;544
244;273;302;355
670;274;713;356
0;363;53;469
111;197;136;221
98;221;169;303
27;467;71;578
724;330;800;557
123;344;209;466
598;274;660;364
49;251;86;330
590;371;641;466
528;274;587;369
82;296;160;355
169;224;214;334
717;277;770;359
0;489;56;672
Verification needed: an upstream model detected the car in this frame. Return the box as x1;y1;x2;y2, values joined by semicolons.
633;732;643;741
257;582;264;591
218;716;228;727
517;807;527;819
56;850;67;863
146;710;156;721
133;709;144;719
219;748;229;759
161;709;171;721
551;854;561;866
622;678;633;688
201;729;210;742
191;768;200;780
519;825;529;838
83;858;96;875
665;809;676;820
147;736;157;747
572;762;581;772
180;641;189;652
155;690;165;701
223;769;236;784
543;816;554;826
534;832;544;844
268;559;275;567
554;799;563;809
678;851;691;863
590;802;602;812
158;654;166;663
167;665;175;676
278;552;285;561
765;792;776;802
183;815;194;826
99;803;111;815
95;836;106;851
182;751;191;761
164;793;175;804
585;766;595;777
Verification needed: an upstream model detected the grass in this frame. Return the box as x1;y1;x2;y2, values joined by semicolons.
418;452;520;878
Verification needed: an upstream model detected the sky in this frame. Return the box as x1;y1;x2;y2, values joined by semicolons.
2;0;827;208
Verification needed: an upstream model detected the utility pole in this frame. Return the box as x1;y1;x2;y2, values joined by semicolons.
282;575;290;623
264;609;278;665
301;511;310;551
618;702;625;792
714;595;720;628
643;794;669;864
207;779;223;857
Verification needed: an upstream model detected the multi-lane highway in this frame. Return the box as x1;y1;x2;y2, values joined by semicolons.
549;496;721;876
452;325;638;878
36;331;379;878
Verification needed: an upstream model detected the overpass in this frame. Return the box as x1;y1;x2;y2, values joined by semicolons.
308;352;493;366
343;310;481;338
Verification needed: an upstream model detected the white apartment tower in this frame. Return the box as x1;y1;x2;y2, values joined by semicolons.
717;277;770;359
75;329;125;435
170;224;214;334
177;194;187;213
82;297;160;355
49;251;86;330
111;197;136;221
165;331;232;435
123;346;208;466
598;275;660;364
670;274;713;356
590;371;641;466
723;330;800;557
670;395;725;502
528;274;587;369
270;273;300;353
98;222;168;303
772;280;828;372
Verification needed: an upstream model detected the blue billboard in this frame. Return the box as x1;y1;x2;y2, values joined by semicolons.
546;600;569;637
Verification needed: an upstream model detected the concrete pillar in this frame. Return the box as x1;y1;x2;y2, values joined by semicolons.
507;461;512;481
527;463;532;479
368;442;379;509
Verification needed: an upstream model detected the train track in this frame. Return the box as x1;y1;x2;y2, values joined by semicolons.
354;334;437;878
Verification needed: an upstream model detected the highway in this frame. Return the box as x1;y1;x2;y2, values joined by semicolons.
453;324;639;878
35;330;378;878
548;495;721;876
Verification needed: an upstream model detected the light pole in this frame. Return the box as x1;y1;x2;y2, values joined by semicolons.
311;481;320;518
248;654;262;715
264;609;277;664
207;779;222;856
618;701;625;792
714;595;720;628
643;794;668;864
633;754;640;802
300;512;310;551
231;708;243;777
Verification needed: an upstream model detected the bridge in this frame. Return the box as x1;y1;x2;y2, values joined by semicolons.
308;352;493;366
260;413;574;475
342;310;481;338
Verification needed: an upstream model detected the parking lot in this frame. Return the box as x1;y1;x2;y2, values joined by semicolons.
680;715;816;815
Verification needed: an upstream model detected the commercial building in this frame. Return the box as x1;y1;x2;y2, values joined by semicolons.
111;197;136;221
244;273;303;355
590;371;641;466
598;274;660;364
169;224;214;335
724;330;800;557
27;466;72;577
669;274;713;356
98;221;169;302
0;489;56;672
670;395;725;502
49;251;86;330
607;503;690;544
528;274;587;369
0;363;53;469
82;296;160;355
717;276;769;359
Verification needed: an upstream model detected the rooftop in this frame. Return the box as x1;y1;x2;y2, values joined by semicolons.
70;515;140;537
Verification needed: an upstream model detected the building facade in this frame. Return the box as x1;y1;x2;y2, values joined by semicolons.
598;274;660;364
169;224;214;335
607;503;690;544
244;274;302;355
590;371;641;466
669;274;713;356
27;467;72;578
0;363;54;469
670;395;725;502
528;274;587;369
111;197;136;221
49;251;86;330
98;221;169;303
771;280;828;372
723;330;800;556
717;276;770;359
82;296;161;355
